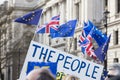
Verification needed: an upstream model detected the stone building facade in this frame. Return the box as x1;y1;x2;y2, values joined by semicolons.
37;0;120;68
0;0;39;80
36;0;120;72
107;0;120;65
37;0;104;57
0;0;120;80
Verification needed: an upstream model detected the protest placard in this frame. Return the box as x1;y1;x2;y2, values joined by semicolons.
19;41;103;80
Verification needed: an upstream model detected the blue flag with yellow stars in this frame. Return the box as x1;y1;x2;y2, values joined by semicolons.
50;19;77;38
83;20;107;46
94;35;111;62
14;9;43;25
101;69;108;80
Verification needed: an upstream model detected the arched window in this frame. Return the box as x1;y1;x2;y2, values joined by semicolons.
74;38;77;50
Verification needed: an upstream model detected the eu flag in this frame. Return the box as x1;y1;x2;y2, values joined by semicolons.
92;27;107;46
101;69;108;80
50;19;77;38
14;9;43;25
84;21;87;27
94;35;111;62
83;20;107;46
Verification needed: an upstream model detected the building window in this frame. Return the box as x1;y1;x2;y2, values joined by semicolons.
49;41;51;45
43;12;46;23
104;0;108;8
117;0;120;13
64;48;66;52
56;3;60;15
8;67;11;80
49;38;51;45
48;35;51;45
114;30;119;45
1;73;4;80
63;0;66;22
75;3;80;21
63;38;66;41
114;58;119;63
49;7;52;18
56;40;58;43
74;38;77;50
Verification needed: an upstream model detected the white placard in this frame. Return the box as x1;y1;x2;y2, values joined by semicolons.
19;41;103;80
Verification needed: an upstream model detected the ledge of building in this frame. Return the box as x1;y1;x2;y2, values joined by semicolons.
109;44;120;49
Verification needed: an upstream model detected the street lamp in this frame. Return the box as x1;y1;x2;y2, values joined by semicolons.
104;8;110;33
103;7;110;69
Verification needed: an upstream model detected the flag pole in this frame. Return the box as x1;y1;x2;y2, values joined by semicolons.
32;27;39;41
68;19;78;53
32;9;43;41
68;37;74;53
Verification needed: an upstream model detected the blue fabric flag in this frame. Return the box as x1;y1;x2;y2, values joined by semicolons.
83;20;107;46
83;20;93;36
94;35;111;62
14;9;43;25
51;15;60;20
103;35;111;53
26;62;57;77
92;27;107;47
101;69;108;80
50;19;77;38
36;23;48;33
83;21;87;28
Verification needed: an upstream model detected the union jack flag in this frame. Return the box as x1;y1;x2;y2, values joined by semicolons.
36;15;60;33
36;23;47;33
45;15;60;33
79;30;96;59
